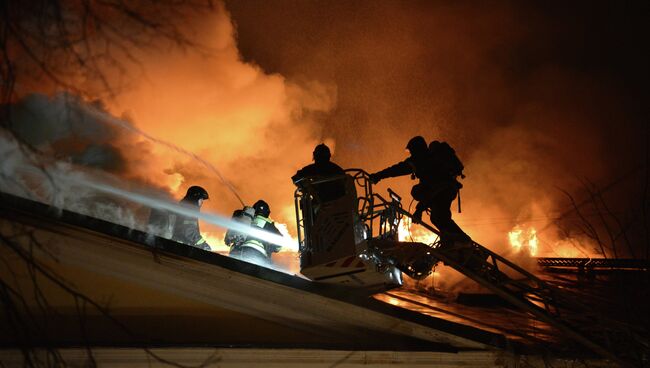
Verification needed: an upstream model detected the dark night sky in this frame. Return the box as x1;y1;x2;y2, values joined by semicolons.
226;0;649;161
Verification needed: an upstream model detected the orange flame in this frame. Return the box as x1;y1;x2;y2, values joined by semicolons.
508;225;538;256
398;217;439;245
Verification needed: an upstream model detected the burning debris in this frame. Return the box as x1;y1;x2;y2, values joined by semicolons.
508;225;539;256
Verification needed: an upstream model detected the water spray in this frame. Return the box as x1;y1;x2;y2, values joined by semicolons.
79;101;246;206
15;164;296;250
84;178;295;250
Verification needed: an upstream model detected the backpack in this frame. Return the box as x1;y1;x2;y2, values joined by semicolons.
224;206;255;247
429;141;465;179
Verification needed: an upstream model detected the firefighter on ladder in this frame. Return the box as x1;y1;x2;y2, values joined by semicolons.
369;136;470;249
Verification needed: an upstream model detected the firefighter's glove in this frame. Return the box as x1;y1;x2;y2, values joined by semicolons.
412;209;423;224
369;173;382;184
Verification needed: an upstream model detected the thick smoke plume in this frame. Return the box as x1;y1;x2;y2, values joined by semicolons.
104;5;337;224
2;3;336;257
227;0;649;261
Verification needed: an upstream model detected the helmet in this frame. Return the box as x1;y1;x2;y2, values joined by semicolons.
406;136;427;154
313;143;331;162
253;199;271;218
185;186;209;201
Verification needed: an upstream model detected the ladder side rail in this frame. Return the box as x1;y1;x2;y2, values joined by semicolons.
343;172;645;365
392;205;642;366
426;245;627;366
393;206;566;301
296;169;630;364
294;188;305;250
392;205;601;314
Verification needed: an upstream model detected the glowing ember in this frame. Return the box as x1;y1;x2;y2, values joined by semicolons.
508;225;538;256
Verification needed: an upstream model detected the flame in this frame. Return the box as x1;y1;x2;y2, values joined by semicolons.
201;231;229;253
508;225;538;256
398;217;439;245
550;240;584;258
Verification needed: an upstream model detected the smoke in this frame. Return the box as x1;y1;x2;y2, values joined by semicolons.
0;131;141;231
2;1;647;290
6;93;182;196
1;2;338;275
3;2;337;242
0;133;299;275
226;0;649;259
102;3;337;225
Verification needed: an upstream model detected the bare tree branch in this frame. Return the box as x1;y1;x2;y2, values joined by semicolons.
558;187;608;258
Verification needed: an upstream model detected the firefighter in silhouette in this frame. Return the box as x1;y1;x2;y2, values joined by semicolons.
369;136;470;248
230;200;283;265
292;143;346;203
171;186;211;251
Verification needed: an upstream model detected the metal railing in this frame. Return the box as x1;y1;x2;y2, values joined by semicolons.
294;170;647;366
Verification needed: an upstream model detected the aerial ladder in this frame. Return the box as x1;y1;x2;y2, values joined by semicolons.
294;169;648;367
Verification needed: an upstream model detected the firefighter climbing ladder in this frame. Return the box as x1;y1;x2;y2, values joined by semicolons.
349;169;648;368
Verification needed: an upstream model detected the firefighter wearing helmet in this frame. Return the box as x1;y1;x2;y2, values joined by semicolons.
369;136;470;248
229;199;283;266
171;185;211;251
292;143;346;203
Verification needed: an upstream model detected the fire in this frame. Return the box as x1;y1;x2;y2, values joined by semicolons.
508;225;538;256
398;217;439;245
201;231;229;253
550;240;584;258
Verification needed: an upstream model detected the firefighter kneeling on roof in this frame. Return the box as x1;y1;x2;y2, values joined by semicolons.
225;200;283;266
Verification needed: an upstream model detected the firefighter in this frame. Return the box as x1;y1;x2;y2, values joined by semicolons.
171;185;211;251
147;204;175;239
230;200;283;265
224;206;256;248
369;136;470;248
292;143;346;203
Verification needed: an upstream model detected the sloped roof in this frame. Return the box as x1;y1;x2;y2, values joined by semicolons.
0;192;506;351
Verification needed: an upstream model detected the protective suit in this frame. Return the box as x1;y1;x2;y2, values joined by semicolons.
171;186;211;251
292;144;346;203
147;207;176;239
370;136;469;247
224;206;255;247
229;200;283;266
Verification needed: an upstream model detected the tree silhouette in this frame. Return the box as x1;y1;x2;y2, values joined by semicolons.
1;0;215;110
